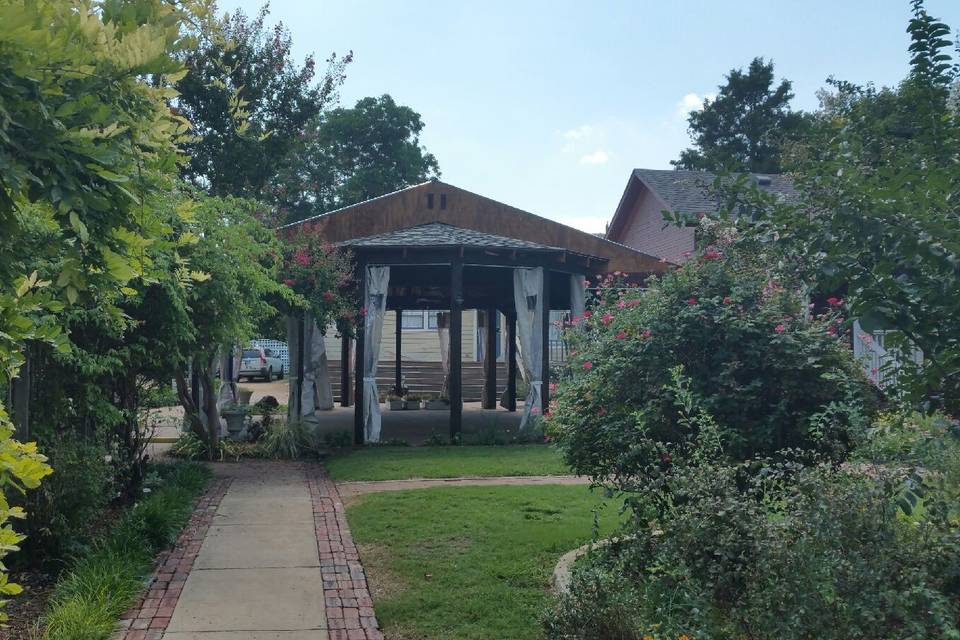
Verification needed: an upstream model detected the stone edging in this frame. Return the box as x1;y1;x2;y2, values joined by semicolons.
117;476;232;640
551;536;636;594
308;465;384;640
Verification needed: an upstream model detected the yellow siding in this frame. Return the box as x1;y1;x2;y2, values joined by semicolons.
322;311;477;363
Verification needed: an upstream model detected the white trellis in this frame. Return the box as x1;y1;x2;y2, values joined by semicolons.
250;338;289;372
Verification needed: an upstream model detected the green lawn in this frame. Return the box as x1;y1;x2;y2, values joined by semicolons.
326;445;570;481
346;485;623;640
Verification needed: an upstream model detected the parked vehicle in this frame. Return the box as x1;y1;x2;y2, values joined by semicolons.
240;346;284;382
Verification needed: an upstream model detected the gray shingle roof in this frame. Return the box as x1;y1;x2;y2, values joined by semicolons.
340;222;563;251
632;169;797;214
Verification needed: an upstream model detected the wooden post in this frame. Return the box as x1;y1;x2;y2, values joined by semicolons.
340;331;350;407
11;348;29;441
506;312;517;412
541;269;551;414
354;262;366;445
482;309;497;409
394;309;403;396
449;260;463;439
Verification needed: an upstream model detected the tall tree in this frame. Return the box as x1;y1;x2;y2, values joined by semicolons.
176;4;351;201
674;57;806;174
279;94;440;223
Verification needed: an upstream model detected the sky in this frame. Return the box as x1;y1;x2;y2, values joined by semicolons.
216;0;960;233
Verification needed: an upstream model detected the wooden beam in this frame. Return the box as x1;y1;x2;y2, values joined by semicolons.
354;261;366;445
482;308;497;409
541;269;551;416
394;309;403;395
506;311;517;412
449;259;463;439
340;331;350;407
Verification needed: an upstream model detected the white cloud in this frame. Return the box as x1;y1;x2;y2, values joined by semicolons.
676;92;716;117
579;150;610;165
562;124;595;141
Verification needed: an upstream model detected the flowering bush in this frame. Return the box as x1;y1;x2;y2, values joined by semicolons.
279;223;355;329
548;225;875;488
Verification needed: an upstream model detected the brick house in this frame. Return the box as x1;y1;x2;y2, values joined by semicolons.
604;168;796;263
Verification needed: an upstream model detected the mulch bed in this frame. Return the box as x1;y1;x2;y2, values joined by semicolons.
6;569;55;639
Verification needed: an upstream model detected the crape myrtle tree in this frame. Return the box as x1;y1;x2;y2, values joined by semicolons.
673;57;808;174
176;3;352;204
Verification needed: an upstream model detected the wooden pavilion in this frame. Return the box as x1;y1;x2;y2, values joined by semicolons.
279;180;667;444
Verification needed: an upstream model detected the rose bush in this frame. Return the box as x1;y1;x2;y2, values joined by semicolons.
548;224;876;490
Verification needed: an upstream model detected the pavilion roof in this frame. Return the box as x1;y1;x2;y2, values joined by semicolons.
340;222;563;252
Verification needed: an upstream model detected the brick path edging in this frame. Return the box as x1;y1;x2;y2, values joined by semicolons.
308;466;384;640
116;477;232;640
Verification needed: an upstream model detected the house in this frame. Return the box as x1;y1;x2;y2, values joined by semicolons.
604;168;796;263
604;168;919;390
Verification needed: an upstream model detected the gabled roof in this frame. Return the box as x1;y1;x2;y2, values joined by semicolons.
281;180;668;274
606;168;797;241
341;222;561;251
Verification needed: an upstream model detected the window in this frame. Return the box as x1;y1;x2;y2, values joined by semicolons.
401;310;425;329
401;310;442;331
427;193;435;209
439;194;447;210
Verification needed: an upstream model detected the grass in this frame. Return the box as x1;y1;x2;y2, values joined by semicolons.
326;445;570;481
346;484;624;639
39;462;210;640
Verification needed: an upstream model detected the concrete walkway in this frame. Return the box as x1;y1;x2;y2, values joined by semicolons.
165;464;327;639
335;474;590;499
120;462;381;640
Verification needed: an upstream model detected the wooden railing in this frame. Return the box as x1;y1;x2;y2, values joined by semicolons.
852;320;923;390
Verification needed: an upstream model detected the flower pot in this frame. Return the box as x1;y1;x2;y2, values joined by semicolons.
387;399;405;411
404;400;422;410
223;411;246;439
423;399;450;410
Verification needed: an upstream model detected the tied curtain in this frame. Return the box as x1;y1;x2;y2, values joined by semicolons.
301;312;334;417
513;267;543;429
363;265;390;443
437;311;451;396
570;274;586;327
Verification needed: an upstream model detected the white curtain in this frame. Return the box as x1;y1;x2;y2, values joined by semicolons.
301;313;334;418
363;266;390;443
513;267;544;429
570;274;586;327
437;312;450;396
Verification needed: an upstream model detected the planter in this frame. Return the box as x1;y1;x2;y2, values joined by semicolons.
238;388;254;406
222;411;247;439
404;400;422;410
422;400;451;411
386;399;405;411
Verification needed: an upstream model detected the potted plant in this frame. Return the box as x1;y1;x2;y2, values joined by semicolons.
423;395;451;410
404;393;423;410
385;393;405;411
221;402;250;440
238;386;254;406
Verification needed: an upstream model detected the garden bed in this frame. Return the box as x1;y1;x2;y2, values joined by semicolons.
25;462;211;640
326;445;569;481
344;484;624;640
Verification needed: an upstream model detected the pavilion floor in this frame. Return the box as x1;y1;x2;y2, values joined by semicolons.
305;402;527;445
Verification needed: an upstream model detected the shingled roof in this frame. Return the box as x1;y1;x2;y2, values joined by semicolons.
632;169;797;213
606;169;797;241
340;222;562;251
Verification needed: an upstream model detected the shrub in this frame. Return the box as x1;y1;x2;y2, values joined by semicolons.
168;432;207;460
262;419;312;459
548;226;875;488
23;432;115;561
545;460;960;640
40;461;210;640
